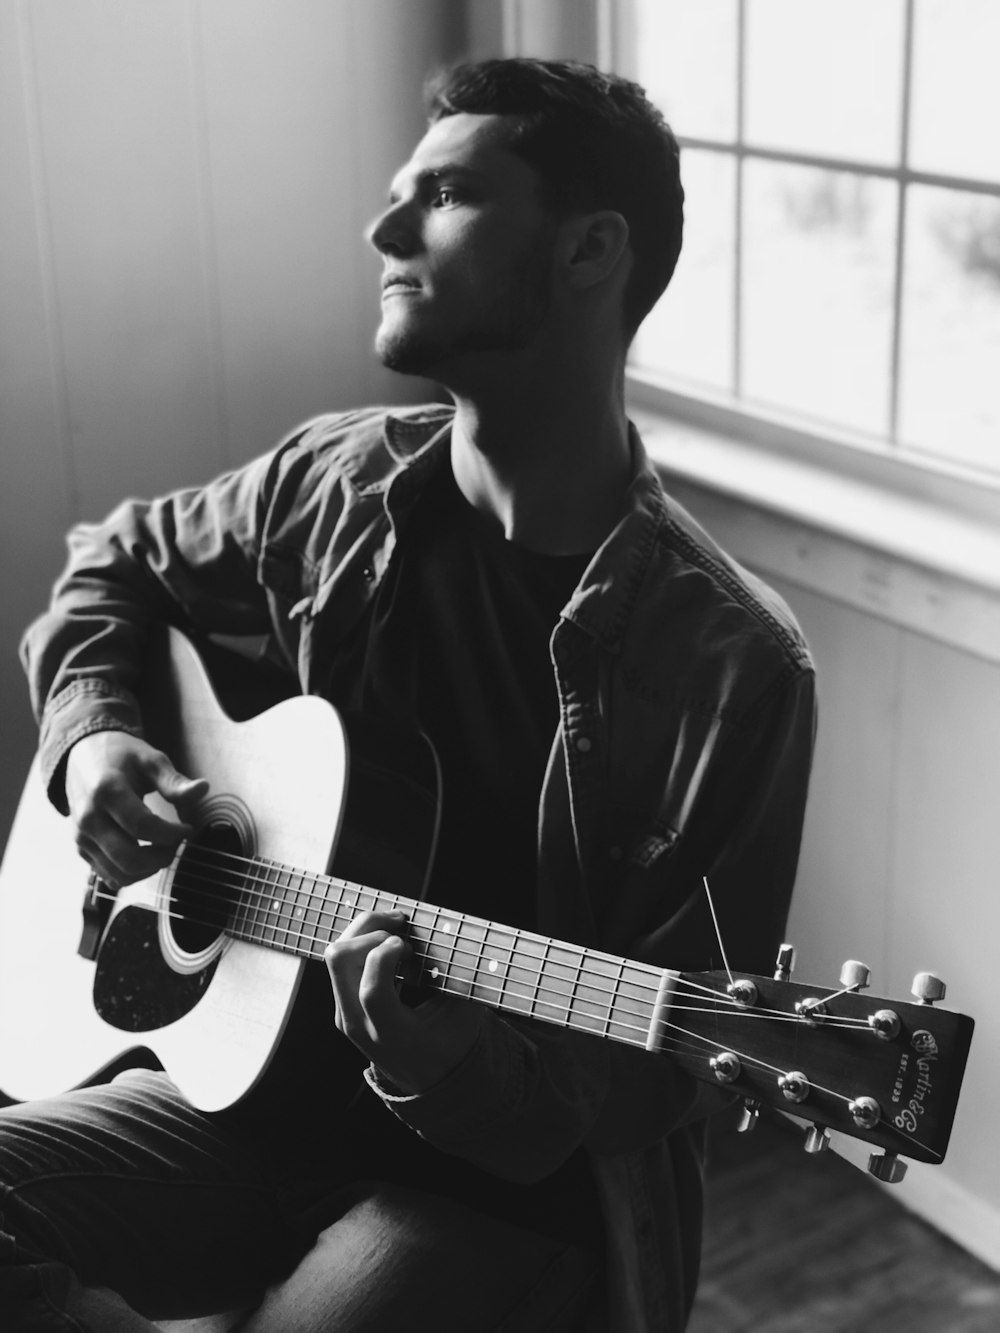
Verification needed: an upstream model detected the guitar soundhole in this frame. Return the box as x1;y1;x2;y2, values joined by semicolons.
171;820;244;954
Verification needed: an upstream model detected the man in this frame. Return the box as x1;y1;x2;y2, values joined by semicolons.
5;59;815;1331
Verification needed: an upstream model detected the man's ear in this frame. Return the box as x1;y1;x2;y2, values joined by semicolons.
563;211;631;291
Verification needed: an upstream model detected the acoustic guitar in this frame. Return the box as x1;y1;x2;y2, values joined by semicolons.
0;629;974;1183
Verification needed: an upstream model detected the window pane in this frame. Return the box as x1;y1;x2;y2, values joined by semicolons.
631;0;738;142
741;161;897;434
898;186;1000;471
632;149;736;393
745;0;904;166
909;0;1000;184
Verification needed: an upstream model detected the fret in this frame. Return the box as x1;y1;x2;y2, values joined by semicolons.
469;921;490;1004
249;861;270;944
479;924;517;1010
570;953;628;1036
261;862;284;947
437;911;464;993
285;867;309;954
228;860;250;940
608;962;659;1044
340;878;362;934
535;940;581;1025
274;862;295;952
294;873;317;955
410;903;446;989
308;879;334;954
449;914;481;998
602;957;625;1039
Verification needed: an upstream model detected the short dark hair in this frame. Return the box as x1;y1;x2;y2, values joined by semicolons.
426;58;683;338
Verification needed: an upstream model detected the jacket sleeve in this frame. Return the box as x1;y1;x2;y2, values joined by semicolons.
20;448;284;811
363;665;817;1181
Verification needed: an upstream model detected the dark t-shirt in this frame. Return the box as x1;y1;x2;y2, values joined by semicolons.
327;460;589;929
313;460;601;1244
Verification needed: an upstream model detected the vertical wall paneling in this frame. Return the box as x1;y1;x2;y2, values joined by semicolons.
26;0;229;511
774;580;900;984
0;0;464;847
661;479;1000;1268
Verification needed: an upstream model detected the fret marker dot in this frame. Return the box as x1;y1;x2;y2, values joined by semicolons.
442;922;452;933
430;966;440;979
271;900;279;911
488;959;499;973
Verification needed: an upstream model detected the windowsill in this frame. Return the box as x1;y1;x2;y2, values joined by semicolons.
628;388;1000;665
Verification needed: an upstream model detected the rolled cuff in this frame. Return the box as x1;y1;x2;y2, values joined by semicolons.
38;679;144;814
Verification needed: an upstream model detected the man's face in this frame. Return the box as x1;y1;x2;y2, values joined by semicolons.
368;113;558;378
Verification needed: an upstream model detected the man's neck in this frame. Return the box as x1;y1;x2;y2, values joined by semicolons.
446;361;633;556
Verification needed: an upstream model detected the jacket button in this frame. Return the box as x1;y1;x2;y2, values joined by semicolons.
362;566;375;582
575;736;592;753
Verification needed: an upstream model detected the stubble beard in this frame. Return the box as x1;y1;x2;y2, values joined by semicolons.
375;228;556;378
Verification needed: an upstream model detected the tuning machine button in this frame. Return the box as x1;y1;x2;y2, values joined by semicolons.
737;1098;760;1133
840;959;871;991
773;943;795;981
804;1125;831;1154
912;972;946;1005
868;1151;908;1184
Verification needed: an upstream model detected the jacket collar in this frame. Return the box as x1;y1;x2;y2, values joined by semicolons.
366;406;666;655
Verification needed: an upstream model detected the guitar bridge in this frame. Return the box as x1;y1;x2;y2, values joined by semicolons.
78;871;115;960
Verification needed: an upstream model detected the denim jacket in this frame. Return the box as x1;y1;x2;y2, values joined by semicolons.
22;405;816;1332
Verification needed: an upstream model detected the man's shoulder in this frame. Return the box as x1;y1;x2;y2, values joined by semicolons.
642;475;813;677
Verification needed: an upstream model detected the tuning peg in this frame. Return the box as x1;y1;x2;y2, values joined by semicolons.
803;1125;831;1155
773;943;795;981
840;959;870;991
912;972;946;1005
868;1151;908;1184
737;1098;760;1133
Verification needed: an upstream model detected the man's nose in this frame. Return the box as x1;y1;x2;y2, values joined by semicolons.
367;200;418;256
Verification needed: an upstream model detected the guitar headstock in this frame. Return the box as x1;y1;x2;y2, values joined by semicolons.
669;952;974;1181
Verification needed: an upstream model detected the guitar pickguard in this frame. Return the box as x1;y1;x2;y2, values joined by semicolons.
93;905;218;1033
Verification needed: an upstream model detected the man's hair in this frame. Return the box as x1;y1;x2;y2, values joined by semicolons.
426;57;683;339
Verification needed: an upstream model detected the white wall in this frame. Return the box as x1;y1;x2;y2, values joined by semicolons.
0;0;467;844
655;462;1000;1272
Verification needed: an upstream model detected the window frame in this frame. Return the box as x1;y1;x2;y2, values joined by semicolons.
598;0;1000;529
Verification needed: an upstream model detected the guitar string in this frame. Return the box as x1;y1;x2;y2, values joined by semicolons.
135;845;876;1031
99;875;884;1092
155;884;943;1152
96;882;945;1161
100;859;874;1035
113;869;873;1040
95;844;935;1140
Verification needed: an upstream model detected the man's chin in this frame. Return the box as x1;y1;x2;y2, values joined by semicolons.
375;328;446;378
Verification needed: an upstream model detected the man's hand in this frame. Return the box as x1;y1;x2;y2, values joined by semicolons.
325;910;484;1095
66;731;209;889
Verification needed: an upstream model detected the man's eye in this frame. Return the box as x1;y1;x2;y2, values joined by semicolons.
433;187;458;207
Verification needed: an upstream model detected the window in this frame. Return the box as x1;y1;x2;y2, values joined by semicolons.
611;0;1000;484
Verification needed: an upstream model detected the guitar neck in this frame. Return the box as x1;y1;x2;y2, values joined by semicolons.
174;845;975;1171
207;851;664;1051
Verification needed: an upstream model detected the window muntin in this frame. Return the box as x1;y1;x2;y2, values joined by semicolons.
618;0;1000;481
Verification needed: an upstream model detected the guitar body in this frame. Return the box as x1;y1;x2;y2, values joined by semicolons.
0;631;974;1179
0;631;437;1111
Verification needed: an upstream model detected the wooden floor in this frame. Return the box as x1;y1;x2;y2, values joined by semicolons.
689;1111;1000;1333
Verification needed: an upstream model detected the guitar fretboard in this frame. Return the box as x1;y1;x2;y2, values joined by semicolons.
184;850;665;1051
